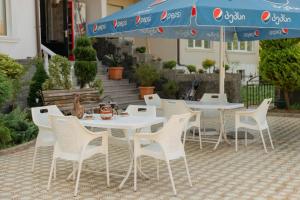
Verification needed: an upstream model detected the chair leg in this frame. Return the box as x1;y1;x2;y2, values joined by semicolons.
53;159;57;180
259;130;268;153
105;153;110;187
72;162;76;181
74;161;83;196
183;130;187;147
192;127;196;140
267;127;274;150
166;159;177;195
31;145;38;172
156;159;160;181
245;130;248;147
183;156;192;187
47;158;56;190
134;155;137;192
235;128;238;152
198;126;202;150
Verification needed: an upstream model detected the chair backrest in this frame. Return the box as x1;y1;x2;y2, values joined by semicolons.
161;99;191;119
31;105;63;127
200;93;228;103
157;113;191;155
199;93;228;118
125;105;156;117
49;115;90;155
255;98;272;125
144;94;161;108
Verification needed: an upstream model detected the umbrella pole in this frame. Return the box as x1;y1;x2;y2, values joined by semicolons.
219;26;225;94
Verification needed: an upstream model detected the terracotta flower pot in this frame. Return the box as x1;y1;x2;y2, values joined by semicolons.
108;67;124;80
139;86;155;99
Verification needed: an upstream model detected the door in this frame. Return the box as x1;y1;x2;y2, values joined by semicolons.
40;0;69;57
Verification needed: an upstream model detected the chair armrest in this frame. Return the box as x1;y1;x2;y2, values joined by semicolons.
134;132;160;140
37;124;52;130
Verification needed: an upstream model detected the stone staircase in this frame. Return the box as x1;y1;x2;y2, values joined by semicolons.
96;74;144;109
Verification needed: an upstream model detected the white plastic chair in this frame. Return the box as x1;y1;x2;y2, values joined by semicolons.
235;98;274;153
31;105;64;172
133;113;192;195
199;93;228;140
144;94;162;108
161;99;202;149
47;115;109;196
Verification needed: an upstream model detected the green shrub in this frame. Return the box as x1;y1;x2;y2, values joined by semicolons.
43;55;72;90
163;60;177;69
198;69;205;74
136;46;146;53
91;78;104;96
187;65;197;73
74;36;98;88
0;73;13;107
202;59;215;70
0;54;24;79
162;80;179;98
0;123;12;148
27;58;48;107
135;64;160;87
0;108;38;147
225;64;230;71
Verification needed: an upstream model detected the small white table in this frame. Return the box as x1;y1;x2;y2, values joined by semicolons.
185;101;244;149
80;115;165;189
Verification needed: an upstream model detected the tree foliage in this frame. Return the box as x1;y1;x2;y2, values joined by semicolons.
0;54;24;79
43;55;72;90
74;36;97;88
135;64;160;87
259;39;300;108
27;58;48;107
0;73;13;107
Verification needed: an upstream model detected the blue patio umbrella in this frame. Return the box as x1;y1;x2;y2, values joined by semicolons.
87;0;300;93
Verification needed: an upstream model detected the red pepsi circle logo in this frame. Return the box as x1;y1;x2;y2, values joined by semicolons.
93;24;97;33
191;29;197;36
255;30;260;37
282;28;289;34
191;5;197;17
161;10;168;21
213;8;223;21
136;16;141;25
157;27;164;33
261;11;271;23
113;20;118;29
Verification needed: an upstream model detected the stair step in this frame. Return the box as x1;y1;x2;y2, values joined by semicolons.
103;88;139;95
102;81;133;87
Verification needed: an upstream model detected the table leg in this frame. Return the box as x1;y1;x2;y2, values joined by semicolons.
220;110;231;144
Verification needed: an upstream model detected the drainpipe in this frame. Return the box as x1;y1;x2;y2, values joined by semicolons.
35;0;42;57
177;39;181;65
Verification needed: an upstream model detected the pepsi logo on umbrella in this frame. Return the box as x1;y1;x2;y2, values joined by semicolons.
213;8;223;21
136;16;141;25
157;27;164;33
255;30;260;37
191;5;197;17
282;28;289;34
161;10;168;21
261;11;271;23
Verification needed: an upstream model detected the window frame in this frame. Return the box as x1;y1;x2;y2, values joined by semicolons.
0;0;7;36
227;40;253;53
0;0;11;38
187;39;211;50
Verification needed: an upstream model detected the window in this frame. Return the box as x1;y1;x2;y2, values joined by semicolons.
227;34;253;52
0;0;7;36
188;39;211;49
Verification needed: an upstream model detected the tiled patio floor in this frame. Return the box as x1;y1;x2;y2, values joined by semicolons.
1;115;300;199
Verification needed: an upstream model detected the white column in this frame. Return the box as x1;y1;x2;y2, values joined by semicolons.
100;0;107;18
219;26;225;94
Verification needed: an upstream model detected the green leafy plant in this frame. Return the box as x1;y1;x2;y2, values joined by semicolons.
198;69;205;74
102;54;122;67
135;64;160;87
74;36;98;88
162;80;179;98
43;55;72;90
0;108;38;149
91;79;104;96
0;122;12;148
225;64;230;71
163;60;177;70
0;72;13;107
260;39;300;109
0;54;24;79
202;59;216;71
27;58;48;107
136;46;146;54
187;65;197;73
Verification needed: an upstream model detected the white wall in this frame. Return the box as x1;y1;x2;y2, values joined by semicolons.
0;0;37;59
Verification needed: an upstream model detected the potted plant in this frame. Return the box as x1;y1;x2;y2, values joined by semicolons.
103;54;123;80
135;64;160;99
163;60;177;70
202;59;215;73
135;46;146;54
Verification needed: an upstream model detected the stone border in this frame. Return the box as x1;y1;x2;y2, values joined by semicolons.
0;139;36;156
